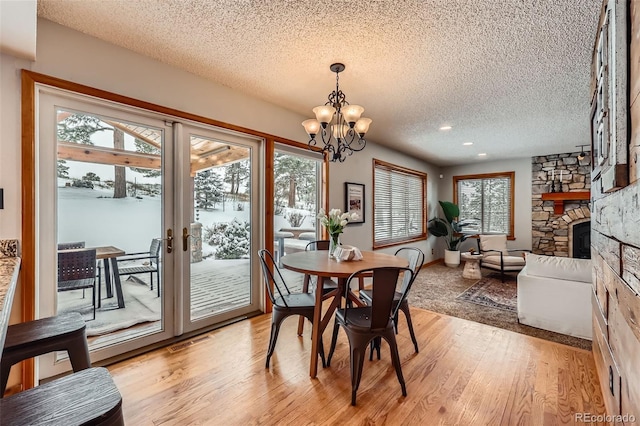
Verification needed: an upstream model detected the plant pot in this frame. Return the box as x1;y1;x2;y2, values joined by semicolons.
444;249;460;268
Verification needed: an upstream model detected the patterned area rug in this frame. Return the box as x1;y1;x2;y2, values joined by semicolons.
409;263;591;350
456;277;516;312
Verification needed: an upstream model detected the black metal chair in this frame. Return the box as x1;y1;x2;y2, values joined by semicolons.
295;240;340;334
58;248;97;320
258;249;325;369
359;247;424;356
327;266;414;406
116;238;162;296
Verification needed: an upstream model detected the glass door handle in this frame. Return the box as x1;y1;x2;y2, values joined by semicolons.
183;227;190;252
165;229;173;253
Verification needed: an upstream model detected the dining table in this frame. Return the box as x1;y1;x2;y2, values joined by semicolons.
281;250;408;378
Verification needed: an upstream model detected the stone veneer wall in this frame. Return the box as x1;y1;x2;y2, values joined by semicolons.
531;151;591;256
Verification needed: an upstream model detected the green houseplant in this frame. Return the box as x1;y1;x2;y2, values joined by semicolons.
428;201;472;267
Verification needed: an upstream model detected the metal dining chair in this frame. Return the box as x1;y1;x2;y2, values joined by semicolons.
258;249;325;369
359;247;424;356
327;266;414;405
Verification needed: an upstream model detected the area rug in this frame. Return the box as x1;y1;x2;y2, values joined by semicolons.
58;276;161;336
409;263;591;351
456;276;516;312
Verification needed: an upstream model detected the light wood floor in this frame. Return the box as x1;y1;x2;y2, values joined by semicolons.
107;308;605;425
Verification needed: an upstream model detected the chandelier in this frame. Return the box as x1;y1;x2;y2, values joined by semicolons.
302;63;372;162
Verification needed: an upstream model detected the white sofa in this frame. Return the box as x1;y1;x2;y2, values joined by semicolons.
517;253;592;340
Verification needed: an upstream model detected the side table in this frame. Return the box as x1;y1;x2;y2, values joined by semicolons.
461;253;483;279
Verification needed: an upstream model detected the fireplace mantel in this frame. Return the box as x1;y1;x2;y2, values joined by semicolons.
541;191;591;214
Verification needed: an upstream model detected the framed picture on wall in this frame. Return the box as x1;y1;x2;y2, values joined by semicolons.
344;182;365;224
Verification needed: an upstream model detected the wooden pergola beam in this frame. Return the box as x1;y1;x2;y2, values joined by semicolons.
57;141;161;169
103;120;162;150
191;148;249;174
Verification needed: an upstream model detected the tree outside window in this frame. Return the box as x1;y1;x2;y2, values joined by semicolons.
453;172;514;238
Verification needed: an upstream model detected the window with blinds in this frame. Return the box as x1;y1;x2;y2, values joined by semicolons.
453;172;515;237
373;159;427;248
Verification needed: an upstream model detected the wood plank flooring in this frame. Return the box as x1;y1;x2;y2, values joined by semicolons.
107;308;605;425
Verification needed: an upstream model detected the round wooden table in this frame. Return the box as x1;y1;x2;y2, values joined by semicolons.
281;250;408;378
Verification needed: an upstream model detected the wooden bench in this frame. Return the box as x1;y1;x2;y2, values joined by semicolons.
1;312;90;396
0;367;124;425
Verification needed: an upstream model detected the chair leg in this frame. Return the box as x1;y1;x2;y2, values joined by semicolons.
350;342;367;406
383;331;407;397
401;302;419;353
297;274;311;336
0;361;11;398
156;272;160;297
150;272;154;291
326;320;340;367
265;312;284;368
92;286;96;321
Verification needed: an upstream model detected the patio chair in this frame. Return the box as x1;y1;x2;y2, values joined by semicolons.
116;238;162;296
57;241;85;250
477;234;529;282
258;249;325;369
58;248;97;320
327;266;414;405
359;247;424;356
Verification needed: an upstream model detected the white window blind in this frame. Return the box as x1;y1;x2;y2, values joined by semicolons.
455;173;513;236
374;160;426;247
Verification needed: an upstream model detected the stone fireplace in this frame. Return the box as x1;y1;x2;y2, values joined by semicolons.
531;152;591;257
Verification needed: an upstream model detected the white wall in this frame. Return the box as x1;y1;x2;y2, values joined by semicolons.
329;145;442;263
440;157;533;252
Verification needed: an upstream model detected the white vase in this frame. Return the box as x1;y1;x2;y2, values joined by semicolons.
444;249;460;268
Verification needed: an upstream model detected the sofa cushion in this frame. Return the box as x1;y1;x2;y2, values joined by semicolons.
523;253;592;283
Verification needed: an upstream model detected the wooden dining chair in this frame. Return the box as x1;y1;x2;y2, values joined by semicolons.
258;249;325;369
327;266;414;405
359;247;424;356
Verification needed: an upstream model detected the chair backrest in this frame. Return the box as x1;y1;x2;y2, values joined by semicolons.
305;240;329;251
57;241;86;250
58;248;97;283
150;238;162;261
478;234;508;253
258;249;291;307
394;247;425;294
345;267;413;330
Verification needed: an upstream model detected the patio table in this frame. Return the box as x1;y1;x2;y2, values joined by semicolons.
94;246;126;309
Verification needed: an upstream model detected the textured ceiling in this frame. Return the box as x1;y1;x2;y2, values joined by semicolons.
37;0;601;166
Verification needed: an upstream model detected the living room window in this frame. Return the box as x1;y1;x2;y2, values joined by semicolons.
373;159;427;248
453;171;514;238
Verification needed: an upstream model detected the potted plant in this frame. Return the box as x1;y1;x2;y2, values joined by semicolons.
428;201;473;267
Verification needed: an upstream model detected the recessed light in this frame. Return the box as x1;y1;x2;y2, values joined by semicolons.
463;142;473;146
439;125;452;131
478;153;487;157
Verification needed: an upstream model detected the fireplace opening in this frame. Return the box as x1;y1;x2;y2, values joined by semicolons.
572;221;591;259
